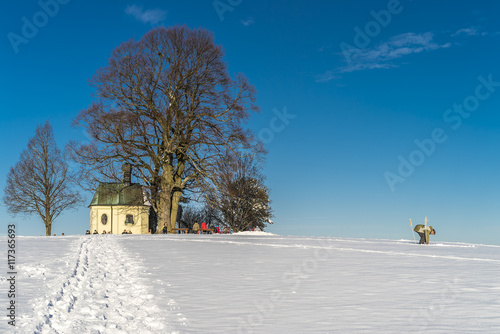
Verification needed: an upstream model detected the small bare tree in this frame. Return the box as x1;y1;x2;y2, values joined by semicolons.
208;154;273;232
3;122;83;235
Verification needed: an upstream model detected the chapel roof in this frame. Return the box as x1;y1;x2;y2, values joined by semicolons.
89;183;148;207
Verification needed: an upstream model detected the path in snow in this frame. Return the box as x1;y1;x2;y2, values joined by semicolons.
18;236;170;334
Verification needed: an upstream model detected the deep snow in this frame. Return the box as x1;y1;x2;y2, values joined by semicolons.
1;233;499;333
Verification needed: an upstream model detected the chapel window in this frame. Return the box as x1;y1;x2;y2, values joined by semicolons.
125;214;134;224
101;214;108;225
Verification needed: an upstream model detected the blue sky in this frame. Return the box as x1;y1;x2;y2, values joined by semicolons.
2;0;500;245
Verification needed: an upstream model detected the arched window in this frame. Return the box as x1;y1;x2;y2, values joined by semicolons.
101;214;108;225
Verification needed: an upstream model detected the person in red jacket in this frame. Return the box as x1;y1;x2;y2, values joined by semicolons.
201;222;207;233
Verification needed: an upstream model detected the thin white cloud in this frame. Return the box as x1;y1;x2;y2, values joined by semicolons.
341;32;450;73
339;62;397;73
451;24;500;38
315;71;339;83
125;5;167;25
241;17;255;26
452;27;481;37
318;32;450;81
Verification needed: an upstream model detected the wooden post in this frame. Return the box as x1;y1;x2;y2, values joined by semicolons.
409;219;416;243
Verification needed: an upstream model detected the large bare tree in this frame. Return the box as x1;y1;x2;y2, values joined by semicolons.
71;26;262;233
3;121;83;235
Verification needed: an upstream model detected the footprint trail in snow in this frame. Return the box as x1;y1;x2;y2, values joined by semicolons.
20;236;172;334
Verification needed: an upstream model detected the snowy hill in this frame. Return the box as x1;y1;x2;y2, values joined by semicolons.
1;234;499;333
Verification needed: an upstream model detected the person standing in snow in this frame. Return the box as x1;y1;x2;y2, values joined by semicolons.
413;224;435;244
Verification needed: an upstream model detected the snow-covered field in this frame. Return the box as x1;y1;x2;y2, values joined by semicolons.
1;233;499;333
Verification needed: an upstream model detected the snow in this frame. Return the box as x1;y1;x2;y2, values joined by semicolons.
1;234;499;333
232;231;277;236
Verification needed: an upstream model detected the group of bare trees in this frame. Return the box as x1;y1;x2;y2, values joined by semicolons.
3;26;273;235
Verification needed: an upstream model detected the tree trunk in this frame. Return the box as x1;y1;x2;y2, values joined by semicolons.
169;190;182;232
168;157;185;233
45;206;52;235
156;193;172;234
155;173;174;234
